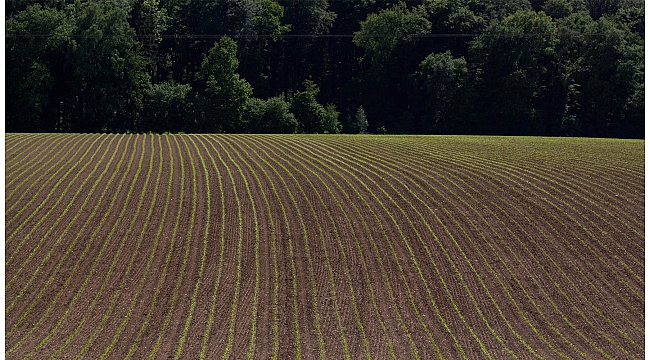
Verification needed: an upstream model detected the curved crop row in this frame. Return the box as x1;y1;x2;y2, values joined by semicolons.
5;134;644;359
321;136;637;358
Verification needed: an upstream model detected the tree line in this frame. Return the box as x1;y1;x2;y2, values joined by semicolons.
6;0;644;137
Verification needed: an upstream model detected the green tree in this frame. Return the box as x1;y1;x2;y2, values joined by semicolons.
290;80;330;134
66;0;150;133
354;2;430;70
283;0;336;36
354;106;369;134
129;0;169;77
319;0;387;118
543;0;574;18
6;4;71;132
197;37;253;133
8;1;149;132
179;0;262;38
470;10;559;135
552;12;595;135
5;0;643;138
323;104;342;134
353;2;431;130
476;0;533;20
614;0;644;37
418;0;484;53
274;0;336;94
159;0;269;85
412;51;475;133
264;96;299;134
245;96;298;134
6;0;67;16
573;16;644;137
139;81;196;133
239;0;291;98
10;1;151;133
585;0;620;19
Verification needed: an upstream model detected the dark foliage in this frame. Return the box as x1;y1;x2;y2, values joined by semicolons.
6;0;644;138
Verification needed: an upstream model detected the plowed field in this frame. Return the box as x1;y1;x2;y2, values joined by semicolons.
5;134;644;359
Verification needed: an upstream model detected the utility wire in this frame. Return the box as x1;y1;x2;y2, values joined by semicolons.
6;32;604;39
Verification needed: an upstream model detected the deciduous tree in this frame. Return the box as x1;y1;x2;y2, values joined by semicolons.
470;10;558;135
197;37;253;133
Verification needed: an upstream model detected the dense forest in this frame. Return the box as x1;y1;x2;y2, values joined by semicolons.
6;0;645;137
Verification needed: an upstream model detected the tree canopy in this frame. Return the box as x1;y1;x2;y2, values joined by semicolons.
6;0;644;138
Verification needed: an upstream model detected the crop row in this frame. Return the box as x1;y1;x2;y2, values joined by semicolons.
5;134;644;359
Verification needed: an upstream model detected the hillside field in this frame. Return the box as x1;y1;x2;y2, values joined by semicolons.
5;134;645;359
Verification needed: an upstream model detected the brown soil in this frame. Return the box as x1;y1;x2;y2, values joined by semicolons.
5;134;645;359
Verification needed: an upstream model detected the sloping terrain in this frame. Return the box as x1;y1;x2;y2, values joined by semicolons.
5;134;645;359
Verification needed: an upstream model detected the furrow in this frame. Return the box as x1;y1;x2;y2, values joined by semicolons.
173;135;213;360
273;135;445;359
372;136;644;357
48;134;156;358
5;134;101;242
147;134;196;359
6;134;131;356
5;133;52;168
6;134;122;316
234;135;365;359
190;135;230;360
350;137;608;355
305;136;514;359
115;135;180;359
5;133;68;186
5;133;43;162
243;135;396;359
27;134;146;358
222;135;327;359
381;136;645;325
194;135;247;360
212;135;264;360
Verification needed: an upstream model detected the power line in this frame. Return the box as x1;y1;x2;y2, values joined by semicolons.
6;32;603;39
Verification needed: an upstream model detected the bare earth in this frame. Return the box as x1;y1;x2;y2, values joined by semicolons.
5;134;644;359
